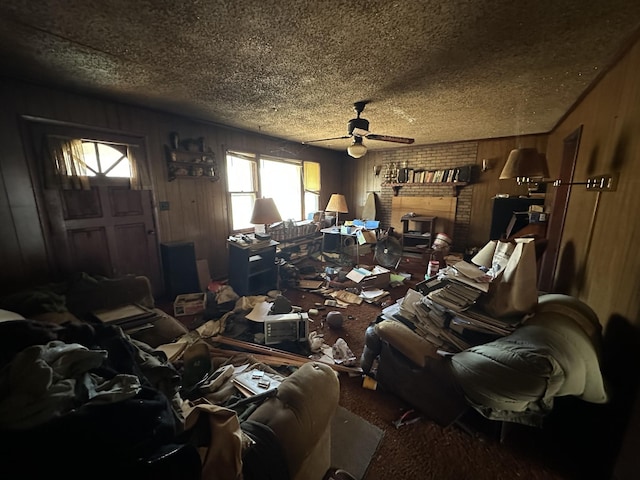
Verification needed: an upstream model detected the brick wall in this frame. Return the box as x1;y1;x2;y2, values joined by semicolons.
378;141;478;251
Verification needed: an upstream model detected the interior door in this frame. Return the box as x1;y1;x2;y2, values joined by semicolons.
44;178;162;293
28;121;163;295
538;126;582;292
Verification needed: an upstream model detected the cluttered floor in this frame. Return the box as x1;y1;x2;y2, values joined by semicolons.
165;248;613;480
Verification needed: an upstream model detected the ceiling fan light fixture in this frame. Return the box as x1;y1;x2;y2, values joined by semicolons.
347;137;367;158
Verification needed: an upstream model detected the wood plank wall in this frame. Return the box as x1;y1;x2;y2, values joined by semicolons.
546;35;640;329
0;78;344;293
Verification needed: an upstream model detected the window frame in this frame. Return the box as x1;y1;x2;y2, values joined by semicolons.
225;149;320;234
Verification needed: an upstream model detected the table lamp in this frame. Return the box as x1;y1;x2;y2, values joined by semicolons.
250;197;282;239
325;193;348;226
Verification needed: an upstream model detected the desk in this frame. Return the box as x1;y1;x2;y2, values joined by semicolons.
320;227;361;264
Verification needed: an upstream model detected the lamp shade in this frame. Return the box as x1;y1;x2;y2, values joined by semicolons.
250;197;282;225
499;148;550;180
347;137;367;158
325;193;348;213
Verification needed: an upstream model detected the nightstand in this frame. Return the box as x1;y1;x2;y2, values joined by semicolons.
228;240;279;296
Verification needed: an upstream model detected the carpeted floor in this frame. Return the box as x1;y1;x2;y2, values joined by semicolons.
281;250;618;480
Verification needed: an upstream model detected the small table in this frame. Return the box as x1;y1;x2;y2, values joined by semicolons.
401;215;437;255
320;227;361;264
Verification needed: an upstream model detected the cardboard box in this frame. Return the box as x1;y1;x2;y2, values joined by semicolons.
356;229;378;245
346;265;391;288
174;293;207;316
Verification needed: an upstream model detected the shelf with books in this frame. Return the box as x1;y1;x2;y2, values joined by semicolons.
383;164;472;195
382;181;468;196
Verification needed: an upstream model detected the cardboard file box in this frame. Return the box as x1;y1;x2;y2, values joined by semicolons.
174;293;207;316
346;265;391;288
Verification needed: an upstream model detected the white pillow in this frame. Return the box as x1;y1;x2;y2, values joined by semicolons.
0;309;26;322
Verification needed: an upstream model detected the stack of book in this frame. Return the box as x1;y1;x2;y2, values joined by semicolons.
398;268;523;352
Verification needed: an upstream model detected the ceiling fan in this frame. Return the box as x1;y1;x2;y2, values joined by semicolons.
303;101;415;158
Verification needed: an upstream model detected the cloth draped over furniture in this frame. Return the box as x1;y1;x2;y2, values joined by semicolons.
362;293;609;427
0;273;340;480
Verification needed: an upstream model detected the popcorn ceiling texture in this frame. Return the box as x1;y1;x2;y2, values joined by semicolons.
0;0;639;151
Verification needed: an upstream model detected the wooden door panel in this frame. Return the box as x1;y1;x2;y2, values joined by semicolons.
108;186;144;216
113;222;152;277
61;187;102;219
67;227;112;276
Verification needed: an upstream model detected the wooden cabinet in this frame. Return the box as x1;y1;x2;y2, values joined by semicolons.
228;240;278;296
401;215;436;254
165;145;219;182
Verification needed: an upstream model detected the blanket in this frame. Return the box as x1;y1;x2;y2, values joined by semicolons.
450;294;609;426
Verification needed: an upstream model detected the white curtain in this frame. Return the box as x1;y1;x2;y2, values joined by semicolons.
44;136;90;190
127;145;151;190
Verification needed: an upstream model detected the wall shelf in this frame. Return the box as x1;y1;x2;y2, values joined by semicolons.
382;182;468;196
165;145;219;182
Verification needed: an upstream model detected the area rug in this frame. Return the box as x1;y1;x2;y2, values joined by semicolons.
331;405;385;480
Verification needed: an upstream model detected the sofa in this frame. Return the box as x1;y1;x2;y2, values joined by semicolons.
361;293;609;428
0;274;340;480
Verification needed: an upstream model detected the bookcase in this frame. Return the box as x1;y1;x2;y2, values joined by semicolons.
228;240;278;296
401;216;437;254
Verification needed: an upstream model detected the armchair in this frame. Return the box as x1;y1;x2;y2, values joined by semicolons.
361;294;609;428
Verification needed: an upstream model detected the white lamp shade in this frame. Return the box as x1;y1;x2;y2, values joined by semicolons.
250;197;282;225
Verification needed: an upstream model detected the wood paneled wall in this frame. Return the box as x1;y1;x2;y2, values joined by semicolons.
546;36;640;329
0;78;344;292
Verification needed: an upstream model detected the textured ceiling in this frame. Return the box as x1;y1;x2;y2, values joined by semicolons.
1;1;639;153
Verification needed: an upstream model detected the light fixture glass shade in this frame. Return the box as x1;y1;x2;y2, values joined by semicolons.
499;148;550;180
325;193;348;226
347;137;367;158
250;197;282;226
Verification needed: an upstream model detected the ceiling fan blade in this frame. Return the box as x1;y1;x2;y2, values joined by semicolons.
302;135;351;144
366;133;415;144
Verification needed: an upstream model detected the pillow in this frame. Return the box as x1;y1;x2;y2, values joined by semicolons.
0;309;25;322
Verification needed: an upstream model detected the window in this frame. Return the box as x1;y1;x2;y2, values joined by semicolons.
81;141;131;178
226;150;320;233
41;125;150;191
226;152;258;231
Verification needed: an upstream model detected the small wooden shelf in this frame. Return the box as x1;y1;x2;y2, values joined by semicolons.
401;215;436;255
165;145;219;182
382;182;468;196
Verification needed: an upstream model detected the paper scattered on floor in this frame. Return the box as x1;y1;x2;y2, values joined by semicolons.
332;338;357;366
245;301;272;322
